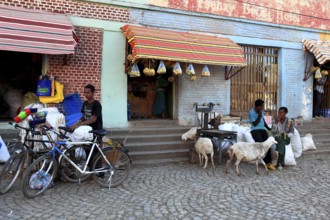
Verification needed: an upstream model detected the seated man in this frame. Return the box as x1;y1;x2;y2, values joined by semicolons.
249;99;277;171
275;107;294;170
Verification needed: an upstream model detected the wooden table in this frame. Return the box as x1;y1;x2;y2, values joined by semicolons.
197;129;237;165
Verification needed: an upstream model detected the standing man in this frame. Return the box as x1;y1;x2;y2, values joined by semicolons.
275;107;294;170
70;84;103;131
314;72;328;118
249;99;277;171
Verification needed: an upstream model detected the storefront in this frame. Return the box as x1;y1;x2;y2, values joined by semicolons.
0;5;78;119
121;25;246;122
302;39;330;117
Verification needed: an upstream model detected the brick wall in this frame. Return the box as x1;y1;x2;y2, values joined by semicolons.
177;65;230;125
1;0;129;22
49;26;103;101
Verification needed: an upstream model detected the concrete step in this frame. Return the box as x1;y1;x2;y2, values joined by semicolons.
125;140;193;152
108;127;191;137
133;157;189;165
129;148;189;161
112;133;183;144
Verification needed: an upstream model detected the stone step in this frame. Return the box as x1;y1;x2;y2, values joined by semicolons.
112;133;183;144
125;140;193;152
108;127;191;137
133;157;189;165
129;148;189;161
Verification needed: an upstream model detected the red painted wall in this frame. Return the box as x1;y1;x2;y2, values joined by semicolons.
151;0;330;30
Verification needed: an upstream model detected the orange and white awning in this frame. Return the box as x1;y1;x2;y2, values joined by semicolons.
122;25;246;66
0;5;78;55
302;39;330;65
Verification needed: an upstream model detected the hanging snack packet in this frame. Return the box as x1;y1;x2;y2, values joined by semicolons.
315;68;322;79
129;63;140;77
173;62;182;75
157;61;166;74
201;65;210;77
321;70;329;76
186;64;195;75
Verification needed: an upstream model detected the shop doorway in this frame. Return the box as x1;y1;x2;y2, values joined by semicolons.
0;51;42;119
230;46;279;118
127;62;174;120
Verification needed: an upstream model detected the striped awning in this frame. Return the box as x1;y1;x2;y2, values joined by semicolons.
302;39;330;65
0;5;78;55
122;25;246;66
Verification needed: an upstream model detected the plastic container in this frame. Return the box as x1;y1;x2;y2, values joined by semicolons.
65;112;82;127
62;93;82;116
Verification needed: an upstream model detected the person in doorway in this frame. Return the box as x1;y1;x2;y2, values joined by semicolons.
152;75;170;118
70;84;103;131
249;99;278;171
275;107;294;170
313;72;328;118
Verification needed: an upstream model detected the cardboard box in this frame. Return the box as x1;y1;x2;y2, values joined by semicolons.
189;148;199;164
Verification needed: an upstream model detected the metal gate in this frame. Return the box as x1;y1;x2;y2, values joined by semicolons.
230;46;279;117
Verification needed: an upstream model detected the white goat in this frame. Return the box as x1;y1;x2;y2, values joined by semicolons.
181;127;197;141
225;137;278;176
195;137;215;170
181;128;214;170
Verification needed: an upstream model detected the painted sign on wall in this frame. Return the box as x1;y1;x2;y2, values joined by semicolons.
150;0;330;31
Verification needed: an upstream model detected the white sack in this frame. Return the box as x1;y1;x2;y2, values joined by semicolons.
291;128;302;158
285;144;296;166
244;130;255;143
0;136;10;162
301;134;316;151
68;126;93;142
218;123;234;131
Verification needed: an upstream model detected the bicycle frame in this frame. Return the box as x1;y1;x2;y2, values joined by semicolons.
54;136;113;175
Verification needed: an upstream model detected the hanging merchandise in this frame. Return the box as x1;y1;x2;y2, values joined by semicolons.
186;64;195;75
143;68;155;77
157;61;166;74
190;76;197;81
315;68;322;79
173;62;182;75
201;65;211;77
36;75;53;96
129;63;141;77
143;60;156;76
321;70;329;76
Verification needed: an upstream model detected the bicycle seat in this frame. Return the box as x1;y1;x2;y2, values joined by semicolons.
58;126;73;133
89;129;107;136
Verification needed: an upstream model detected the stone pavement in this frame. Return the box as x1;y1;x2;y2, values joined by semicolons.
0;153;330;220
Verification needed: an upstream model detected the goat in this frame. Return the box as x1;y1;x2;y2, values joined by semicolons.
195;137;215;170
181;127;197;141
225;137;278;176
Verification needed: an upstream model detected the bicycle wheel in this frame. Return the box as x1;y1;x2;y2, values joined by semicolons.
22;155;57;198
58;145;92;183
0;150;25;194
92;148;131;188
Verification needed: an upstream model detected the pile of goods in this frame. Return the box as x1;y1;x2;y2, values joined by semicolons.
128;92;143;103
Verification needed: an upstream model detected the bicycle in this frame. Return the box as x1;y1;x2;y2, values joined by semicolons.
0;122;56;194
57;127;131;186
22;128;131;198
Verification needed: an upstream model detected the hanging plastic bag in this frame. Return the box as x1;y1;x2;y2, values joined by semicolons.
186;64;195;75
201;65;210;77
128;63;140;77
157;61;166;74
315;68;322;79
36;75;53;96
173;62;182;75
